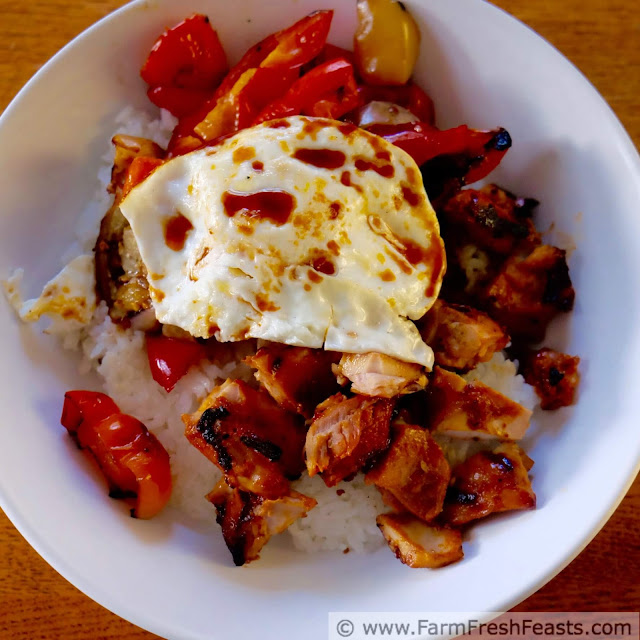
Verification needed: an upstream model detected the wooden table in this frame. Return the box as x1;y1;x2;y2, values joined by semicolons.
0;1;638;638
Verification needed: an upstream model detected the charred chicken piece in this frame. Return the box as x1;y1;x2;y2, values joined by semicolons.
183;379;307;498
440;185;540;256
334;352;427;398
208;478;316;566
517;347;580;410
366;423;450;522
442;443;536;526
484;245;575;342
418;300;509;371
377;513;463;568
305;393;394;487
245;344;341;418
94;135;165;323
425;367;531;441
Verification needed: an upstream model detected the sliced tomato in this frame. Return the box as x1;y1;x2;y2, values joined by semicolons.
146;334;207;392
254;58;361;124
141;14;228;90
61;391;172;519
358;82;435;124
121;157;164;199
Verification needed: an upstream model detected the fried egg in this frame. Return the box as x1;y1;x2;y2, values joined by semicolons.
119;116;445;367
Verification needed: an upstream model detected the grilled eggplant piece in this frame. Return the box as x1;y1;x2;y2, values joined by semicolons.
94;135;165;323
442;443;536;526
208;478;316;566
334;352;427;398
305;393;394;487
377;513;463;568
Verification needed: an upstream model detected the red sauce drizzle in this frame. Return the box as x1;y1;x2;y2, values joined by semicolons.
402;185;421;207
355;158;395;179
340;171;352;186
327;240;340;256
222;190;296;226
164;213;193;251
424;249;446;298
268;120;291;129
252;160;264;171
293;148;346;170
338;123;357;136
376;150;391;161
312;256;336;275
329;202;342;219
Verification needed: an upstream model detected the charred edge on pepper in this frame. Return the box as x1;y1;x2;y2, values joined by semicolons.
488;128;512;152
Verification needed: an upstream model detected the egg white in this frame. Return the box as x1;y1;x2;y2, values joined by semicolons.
120;116;445;367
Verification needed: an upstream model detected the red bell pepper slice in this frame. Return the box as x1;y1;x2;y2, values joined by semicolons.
121;156;164;199
146;334;207;392
367;122;512;183
61;391;172;519
313;43;356;67
147;86;215;119
358;82;435;124
168;11;333;153
141;14;228;90
254;58;361;124
61;390;120;434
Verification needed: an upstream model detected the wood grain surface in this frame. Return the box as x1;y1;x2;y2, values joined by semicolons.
0;1;638;638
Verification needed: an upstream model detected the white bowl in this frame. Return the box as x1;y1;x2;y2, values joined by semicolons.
1;1;639;638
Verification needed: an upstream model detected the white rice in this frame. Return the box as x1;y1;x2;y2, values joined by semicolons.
8;106;540;552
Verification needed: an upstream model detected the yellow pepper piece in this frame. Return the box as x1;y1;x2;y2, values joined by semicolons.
354;0;421;86
194;69;257;141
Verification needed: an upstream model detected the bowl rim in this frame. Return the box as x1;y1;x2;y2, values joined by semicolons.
1;1;639;638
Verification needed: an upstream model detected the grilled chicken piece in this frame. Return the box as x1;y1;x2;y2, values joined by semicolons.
377;513;463;568
517;347;580;410
418;300;509;371
426;367;531;440
484;245;575;342
94;135;165;323
183;379;307;498
208;478;316;566
245;344;341;418
334;352;427;398
442;443;536;526
366;423;450;521
440;185;540;256
305;393;394;487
